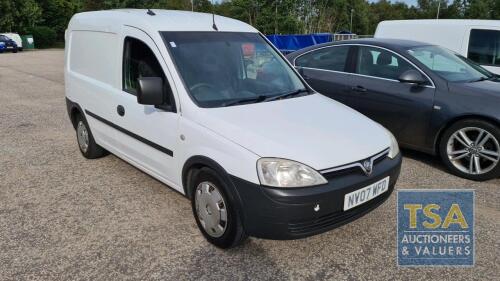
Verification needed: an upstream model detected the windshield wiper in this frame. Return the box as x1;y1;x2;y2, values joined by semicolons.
264;88;310;102
471;76;494;82
222;95;267;107
222;88;310;106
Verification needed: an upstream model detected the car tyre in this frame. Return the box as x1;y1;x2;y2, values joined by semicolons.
439;119;500;181
12;48;18;53
75;113;108;159
190;167;247;248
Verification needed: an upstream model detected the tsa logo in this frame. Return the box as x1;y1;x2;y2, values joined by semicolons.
397;190;474;266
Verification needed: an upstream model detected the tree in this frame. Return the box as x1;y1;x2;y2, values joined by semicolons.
2;0;499;47
0;0;17;32
37;0;81;39
0;0;42;33
464;0;494;19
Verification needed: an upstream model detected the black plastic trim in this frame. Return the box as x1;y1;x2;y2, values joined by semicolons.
230;153;402;240
84;110;173;157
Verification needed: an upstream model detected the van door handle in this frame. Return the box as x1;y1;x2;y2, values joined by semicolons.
117;105;125;116
352;86;367;93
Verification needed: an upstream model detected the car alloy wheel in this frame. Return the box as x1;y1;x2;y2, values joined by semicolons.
194;181;228;238
446;127;500;175
77;121;90;153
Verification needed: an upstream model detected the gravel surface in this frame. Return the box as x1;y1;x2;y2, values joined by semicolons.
0;50;498;281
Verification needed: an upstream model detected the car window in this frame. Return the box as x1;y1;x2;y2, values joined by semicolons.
408;45;492;82
468;29;500;66
123;37;164;93
355;46;417;81
162;32;305;108
123;37;174;108
295;46;350;72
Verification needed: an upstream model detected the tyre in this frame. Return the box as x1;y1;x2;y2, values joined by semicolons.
75;113;108;159
12;48;18;53
439;119;500;181
190;167;247;248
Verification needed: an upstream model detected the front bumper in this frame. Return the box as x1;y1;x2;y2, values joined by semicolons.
230;153;402;240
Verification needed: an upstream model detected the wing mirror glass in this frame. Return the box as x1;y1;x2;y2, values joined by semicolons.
398;70;427;85
137;77;164;105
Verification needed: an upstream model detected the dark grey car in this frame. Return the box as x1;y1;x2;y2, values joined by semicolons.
287;39;500;181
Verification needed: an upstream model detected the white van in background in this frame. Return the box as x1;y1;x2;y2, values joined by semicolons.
375;20;500;75
1;33;22;51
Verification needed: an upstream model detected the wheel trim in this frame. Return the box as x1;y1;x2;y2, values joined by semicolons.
194;181;228;238
447;127;500;175
77;121;89;153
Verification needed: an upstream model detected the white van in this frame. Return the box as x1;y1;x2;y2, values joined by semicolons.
1;33;22;51
375;20;500;74
65;9;401;248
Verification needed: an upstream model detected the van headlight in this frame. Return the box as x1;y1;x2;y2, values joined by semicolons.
257;158;327;188
388;131;400;159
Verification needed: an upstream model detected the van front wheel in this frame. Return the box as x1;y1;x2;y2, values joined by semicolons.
191;168;247;248
75;114;107;159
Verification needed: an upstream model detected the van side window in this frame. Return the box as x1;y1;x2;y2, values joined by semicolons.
123;37;174;105
295;46;350;72
468;29;500;66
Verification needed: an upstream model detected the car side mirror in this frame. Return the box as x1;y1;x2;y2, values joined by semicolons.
398;70;426;85
137;77;164;105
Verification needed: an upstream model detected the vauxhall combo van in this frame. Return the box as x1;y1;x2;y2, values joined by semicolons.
65;9;402;248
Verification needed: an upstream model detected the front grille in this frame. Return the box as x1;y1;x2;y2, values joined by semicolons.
321;149;389;179
287;190;391;235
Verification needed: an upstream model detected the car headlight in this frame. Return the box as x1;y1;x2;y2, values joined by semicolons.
257;158;327;188
388;130;400;159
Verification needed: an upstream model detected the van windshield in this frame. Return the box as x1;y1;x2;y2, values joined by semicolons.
407;45;493;83
161;32;307;108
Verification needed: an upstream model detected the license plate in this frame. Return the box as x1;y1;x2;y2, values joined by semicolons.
343;177;389;211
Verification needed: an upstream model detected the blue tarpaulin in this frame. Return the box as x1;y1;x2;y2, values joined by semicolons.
266;33;332;54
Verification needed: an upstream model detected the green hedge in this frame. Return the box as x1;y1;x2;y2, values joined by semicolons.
29;26;57;49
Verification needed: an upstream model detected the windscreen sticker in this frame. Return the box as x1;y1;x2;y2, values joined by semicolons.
169;41;177;48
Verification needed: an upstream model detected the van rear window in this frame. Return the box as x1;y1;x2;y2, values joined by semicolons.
468;29;500;66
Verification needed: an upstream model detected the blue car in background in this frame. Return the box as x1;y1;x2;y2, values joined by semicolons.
0;34;18;53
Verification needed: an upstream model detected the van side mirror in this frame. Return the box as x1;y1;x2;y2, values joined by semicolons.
398;70;427;85
137;77;164;105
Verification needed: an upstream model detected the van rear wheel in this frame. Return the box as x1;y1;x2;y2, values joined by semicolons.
191;168;247;248
75;113;107;159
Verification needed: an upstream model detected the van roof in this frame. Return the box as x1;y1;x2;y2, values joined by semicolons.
379;19;500;27
67;9;258;34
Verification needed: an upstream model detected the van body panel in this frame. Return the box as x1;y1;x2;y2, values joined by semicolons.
185;94;391;171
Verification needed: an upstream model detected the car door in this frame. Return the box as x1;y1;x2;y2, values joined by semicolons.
108;26;180;188
293;45;355;105
348;45;436;148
